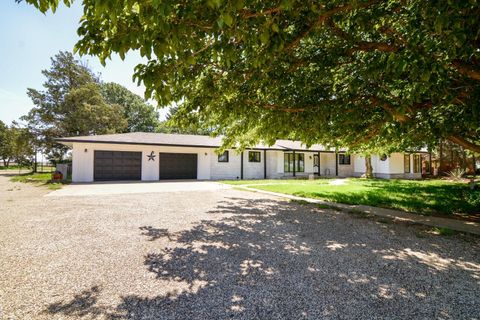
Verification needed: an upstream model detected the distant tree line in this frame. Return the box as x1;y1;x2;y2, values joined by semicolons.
1;51;207;168
0;121;34;167
20;51;161;161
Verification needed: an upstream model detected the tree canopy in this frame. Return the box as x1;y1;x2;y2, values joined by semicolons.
23;51;127;157
0;121;35;167
23;0;480;153
22;51;159;158
155;105;213;135
100;82;159;132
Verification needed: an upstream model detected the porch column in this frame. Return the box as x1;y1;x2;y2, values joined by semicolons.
264;149;267;179
293;150;296;177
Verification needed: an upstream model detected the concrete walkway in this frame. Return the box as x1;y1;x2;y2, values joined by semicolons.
236;186;480;235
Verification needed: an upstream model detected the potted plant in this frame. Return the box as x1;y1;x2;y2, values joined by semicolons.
51;171;63;181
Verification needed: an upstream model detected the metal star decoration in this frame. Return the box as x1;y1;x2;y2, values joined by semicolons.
147;151;156;161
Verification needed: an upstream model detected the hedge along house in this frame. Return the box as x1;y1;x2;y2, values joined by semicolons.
56;132;423;183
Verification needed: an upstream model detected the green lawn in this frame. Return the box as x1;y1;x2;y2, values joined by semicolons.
11;172;70;190
222;178;480;216
0;165;32;170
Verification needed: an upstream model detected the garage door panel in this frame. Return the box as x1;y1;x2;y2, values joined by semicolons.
159;153;197;180
94;151;142;181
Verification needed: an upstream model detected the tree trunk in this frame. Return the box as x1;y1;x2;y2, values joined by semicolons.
473;154;477;178
365;156;373;179
439;139;443;175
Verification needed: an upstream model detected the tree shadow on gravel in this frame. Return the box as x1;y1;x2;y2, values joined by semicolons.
46;197;480;319
139;226;171;241
44;285;106;318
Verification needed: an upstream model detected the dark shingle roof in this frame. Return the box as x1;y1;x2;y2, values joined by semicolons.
56;132;334;152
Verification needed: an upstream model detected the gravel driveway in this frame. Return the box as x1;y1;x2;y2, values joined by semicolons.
0;172;479;319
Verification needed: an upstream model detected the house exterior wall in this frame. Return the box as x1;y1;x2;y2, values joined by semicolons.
320;153;336;176
71;142;419;182
389;153;405;174
337;156;354;177
210;149;242;180
266;150;281;179
72;142;212;182
242;150;265;179
353;153;422;179
72;143;95;182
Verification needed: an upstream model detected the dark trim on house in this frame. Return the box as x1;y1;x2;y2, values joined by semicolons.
335;152;338;176
56;139;235;150
55;138;349;153
240;151;244;180
293;150;296;177
56;139;321;152
318;151;321;176
264;150;267;179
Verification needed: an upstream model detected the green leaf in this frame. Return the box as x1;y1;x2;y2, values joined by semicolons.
223;13;233;27
260;30;270;44
271;23;279;33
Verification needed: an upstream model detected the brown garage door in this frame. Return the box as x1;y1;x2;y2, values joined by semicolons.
94;151;142;181
159;153;197;180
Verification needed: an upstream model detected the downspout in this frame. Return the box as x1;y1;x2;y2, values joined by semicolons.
293;150;296;177
318;151;321;176
240;151;244;180
335;151;338;176
264;149;267;179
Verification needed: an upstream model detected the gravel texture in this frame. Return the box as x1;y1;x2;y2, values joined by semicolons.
0;172;479;319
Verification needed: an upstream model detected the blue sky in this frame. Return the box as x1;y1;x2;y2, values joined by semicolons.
0;1;165;125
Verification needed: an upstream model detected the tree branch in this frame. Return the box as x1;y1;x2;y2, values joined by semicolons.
370;96;480;152
369;96;410;122
285;0;380;51
241;7;282;19
348;41;398;54
451;60;480;81
447;135;480;153
263;104;305;113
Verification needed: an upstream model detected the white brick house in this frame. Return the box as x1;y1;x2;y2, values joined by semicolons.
56;132;423;182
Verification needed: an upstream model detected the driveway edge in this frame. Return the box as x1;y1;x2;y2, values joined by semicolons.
234;185;480;236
